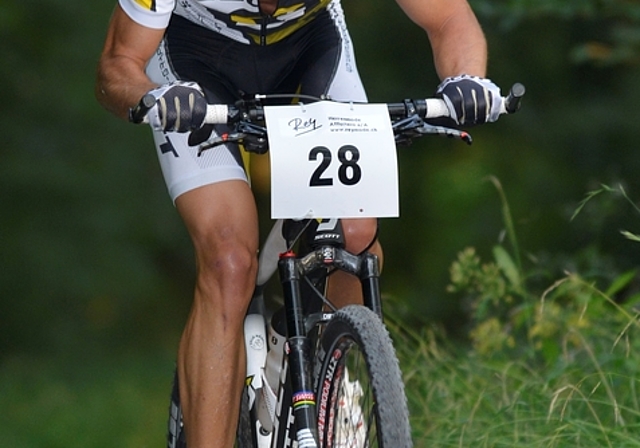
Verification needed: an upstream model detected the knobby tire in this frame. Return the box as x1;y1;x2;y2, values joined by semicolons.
169;305;412;448
314;305;412;448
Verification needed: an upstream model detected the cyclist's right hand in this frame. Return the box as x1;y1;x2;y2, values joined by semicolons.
145;81;208;133
435;75;502;126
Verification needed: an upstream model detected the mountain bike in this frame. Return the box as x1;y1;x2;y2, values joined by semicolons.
131;83;525;448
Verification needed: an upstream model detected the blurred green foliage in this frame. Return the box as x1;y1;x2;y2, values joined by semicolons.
472;0;640;66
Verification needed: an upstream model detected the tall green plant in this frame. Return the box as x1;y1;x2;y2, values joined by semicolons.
448;180;640;365
412;180;640;446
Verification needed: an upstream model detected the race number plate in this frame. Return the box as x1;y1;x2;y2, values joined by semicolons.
264;101;398;219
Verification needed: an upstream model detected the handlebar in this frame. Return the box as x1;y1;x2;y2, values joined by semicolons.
131;83;525;125
387;82;525;120
130;83;525;150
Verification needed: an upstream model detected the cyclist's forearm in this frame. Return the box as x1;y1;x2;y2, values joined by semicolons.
95;4;164;121
427;7;488;80
96;56;158;121
395;0;488;80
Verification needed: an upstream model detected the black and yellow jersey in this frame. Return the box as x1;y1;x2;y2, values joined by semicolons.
119;0;335;45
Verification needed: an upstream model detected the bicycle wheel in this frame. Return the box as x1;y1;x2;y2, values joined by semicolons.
236;387;256;448
314;305;412;448
167;372;186;448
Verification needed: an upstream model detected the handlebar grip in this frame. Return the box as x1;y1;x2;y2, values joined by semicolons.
504;83;526;114
423;82;526;119
423;99;450;119
129;95;231;125
129;94;156;124
204;104;231;124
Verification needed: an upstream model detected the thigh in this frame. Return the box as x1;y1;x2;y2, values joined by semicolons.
176;180;259;257
151;129;248;203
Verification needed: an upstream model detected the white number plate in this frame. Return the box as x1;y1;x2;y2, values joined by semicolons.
264;101;399;219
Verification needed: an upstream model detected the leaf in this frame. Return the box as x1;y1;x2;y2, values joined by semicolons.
606;269;637;297
620;230;640;242
493;245;521;290
616;183;640;215
487;176;522;273
570;185;607;221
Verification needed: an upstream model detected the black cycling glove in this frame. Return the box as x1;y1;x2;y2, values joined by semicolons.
146;82;208;132
436;75;502;126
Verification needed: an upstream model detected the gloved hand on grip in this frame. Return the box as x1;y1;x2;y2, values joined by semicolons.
435;75;502;126
146;81;208;132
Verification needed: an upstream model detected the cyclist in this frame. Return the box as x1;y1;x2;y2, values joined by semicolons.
95;0;503;446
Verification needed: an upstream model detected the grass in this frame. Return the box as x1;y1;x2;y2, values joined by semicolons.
391;319;640;447
4;294;640;448
5;278;640;448
3;311;639;448
385;255;640;448
5;259;640;447
382;179;640;447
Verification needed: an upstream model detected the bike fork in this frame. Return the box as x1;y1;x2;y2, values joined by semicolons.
278;251;319;448
359;252;383;318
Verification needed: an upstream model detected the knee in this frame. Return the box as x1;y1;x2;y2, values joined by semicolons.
341;218;379;254
202;242;256;278
193;229;258;300
197;238;257;284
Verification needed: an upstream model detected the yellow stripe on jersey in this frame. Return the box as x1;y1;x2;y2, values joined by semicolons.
262;0;331;45
229;4;304;26
230;3;305;26
247;0;332;45
134;0;157;12
273;3;305;17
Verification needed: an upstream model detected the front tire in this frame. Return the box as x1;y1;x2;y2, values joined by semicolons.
314;305;412;448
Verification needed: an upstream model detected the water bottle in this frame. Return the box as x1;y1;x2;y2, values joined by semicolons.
244;313;268;393
256;307;287;433
265;307;287;392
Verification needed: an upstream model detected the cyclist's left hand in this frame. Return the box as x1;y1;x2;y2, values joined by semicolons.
436;75;502;126
146;81;208;133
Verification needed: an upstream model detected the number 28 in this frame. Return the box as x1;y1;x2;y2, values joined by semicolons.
308;145;362;187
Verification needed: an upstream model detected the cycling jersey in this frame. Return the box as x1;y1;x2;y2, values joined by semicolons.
119;0;333;45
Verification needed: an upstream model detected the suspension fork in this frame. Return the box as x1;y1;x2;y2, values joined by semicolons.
278;250;319;448
276;246;384;444
360;251;383;318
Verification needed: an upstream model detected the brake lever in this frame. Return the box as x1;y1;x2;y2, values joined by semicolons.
413;122;472;145
393;115;473;145
197;121;269;156
197;132;245;156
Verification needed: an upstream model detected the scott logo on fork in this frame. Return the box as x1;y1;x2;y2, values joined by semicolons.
310;218;344;248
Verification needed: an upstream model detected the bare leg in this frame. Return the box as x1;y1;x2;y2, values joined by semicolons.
325;218;382;309
175;180;259;448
